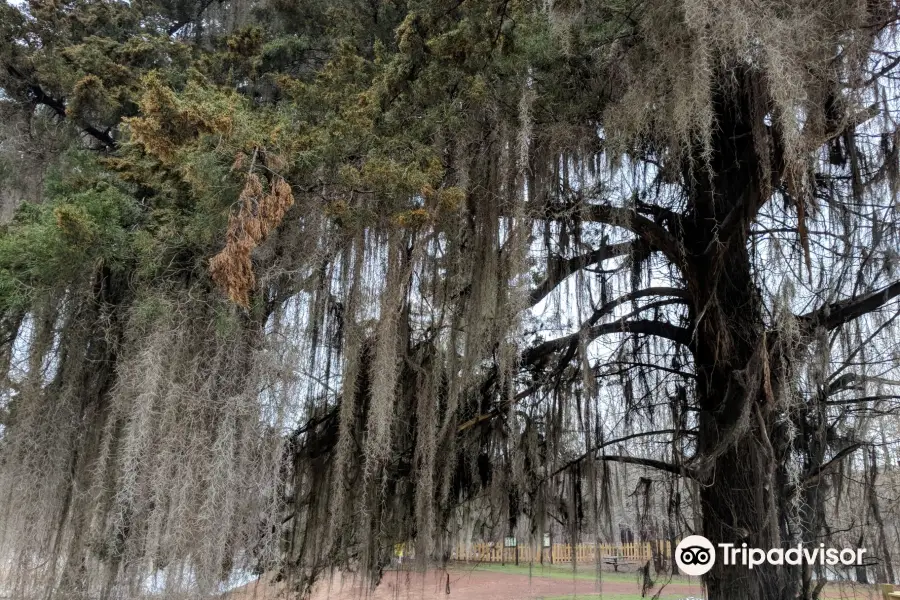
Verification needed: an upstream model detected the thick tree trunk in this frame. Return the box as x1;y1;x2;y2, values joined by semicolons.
693;274;783;600
686;69;786;600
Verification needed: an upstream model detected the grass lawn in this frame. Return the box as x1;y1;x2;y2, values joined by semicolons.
541;596;696;600
456;562;701;599
538;588;879;600
458;563;882;600
463;562;698;586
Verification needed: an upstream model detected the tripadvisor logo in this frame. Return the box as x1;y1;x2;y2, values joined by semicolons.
675;536;867;577
676;536;716;576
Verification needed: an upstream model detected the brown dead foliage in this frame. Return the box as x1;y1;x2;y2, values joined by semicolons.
210;172;295;306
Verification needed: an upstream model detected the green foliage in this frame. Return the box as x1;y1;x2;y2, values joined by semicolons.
0;153;140;310
0;0;599;312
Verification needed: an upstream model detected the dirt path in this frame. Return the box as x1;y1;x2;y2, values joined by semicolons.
227;568;704;600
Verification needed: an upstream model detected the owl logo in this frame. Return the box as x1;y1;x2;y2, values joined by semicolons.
675;535;716;576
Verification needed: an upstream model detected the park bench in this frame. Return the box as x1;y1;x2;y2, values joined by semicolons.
882;583;900;599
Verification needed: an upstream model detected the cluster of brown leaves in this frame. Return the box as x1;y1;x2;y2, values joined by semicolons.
209;172;294;307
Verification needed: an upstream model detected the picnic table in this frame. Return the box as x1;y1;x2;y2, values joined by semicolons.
601;554;637;572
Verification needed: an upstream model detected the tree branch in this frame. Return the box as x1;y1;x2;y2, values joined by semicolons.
5;65;117;150
522;315;691;366
800;280;900;331
801;443;865;487
30;84;117;149
529;240;639;306
543;202;685;269
461;293;689;434
584;287;689;327
547;429;696;480
593;454;698;479
825;395;900;406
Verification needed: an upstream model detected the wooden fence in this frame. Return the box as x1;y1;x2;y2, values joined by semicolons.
450;540;673;565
